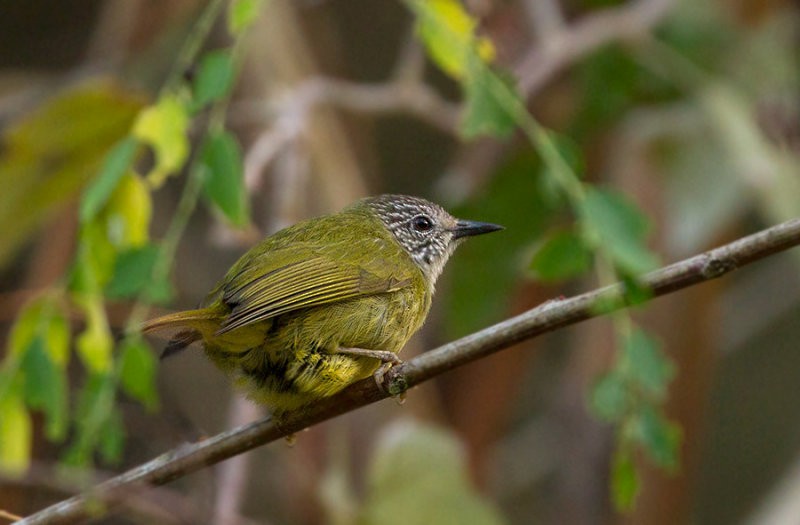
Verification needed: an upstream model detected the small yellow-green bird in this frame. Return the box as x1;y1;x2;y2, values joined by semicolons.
143;194;502;413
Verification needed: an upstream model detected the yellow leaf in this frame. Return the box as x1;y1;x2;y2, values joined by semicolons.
103;173;152;248
132;95;190;187
0;395;32;475
73;294;113;373
409;0;495;78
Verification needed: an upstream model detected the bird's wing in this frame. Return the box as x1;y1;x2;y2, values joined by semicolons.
216;249;414;334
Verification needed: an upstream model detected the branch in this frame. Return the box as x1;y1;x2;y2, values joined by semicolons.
19;217;800;524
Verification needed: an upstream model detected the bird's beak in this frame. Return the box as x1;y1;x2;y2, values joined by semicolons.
452;219;504;239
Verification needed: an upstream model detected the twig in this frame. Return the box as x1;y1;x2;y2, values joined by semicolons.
0;509;22;522
18;217;800;524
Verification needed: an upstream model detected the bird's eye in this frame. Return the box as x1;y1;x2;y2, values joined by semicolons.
411;215;434;232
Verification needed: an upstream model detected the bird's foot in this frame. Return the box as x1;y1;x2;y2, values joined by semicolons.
336;347;404;397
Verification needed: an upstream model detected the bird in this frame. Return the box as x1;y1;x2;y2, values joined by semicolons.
142;194;503;414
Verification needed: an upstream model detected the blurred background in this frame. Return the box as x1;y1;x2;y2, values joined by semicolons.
1;0;800;524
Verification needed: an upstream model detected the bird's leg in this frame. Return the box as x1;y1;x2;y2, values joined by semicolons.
336;347;403;393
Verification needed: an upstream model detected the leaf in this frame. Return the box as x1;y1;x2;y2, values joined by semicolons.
361;420;504;525
105;244;159;299
103;172;152;249
0;80;144;269
63;372;116;467
611;447;640;511
132;95;190;187
98;408;125;464
20;337;68;440
460;58;518;139
408;0;494;78
119;338;159;411
79;137;139;223
192;50;236;111
633;405;681;470
199;130;250;227
530;229;593;282
8;296;70;366
590;371;629;423
0;394;31;475
582;187;660;275
622;328;675;400
228;0;264;34
73;294;113;373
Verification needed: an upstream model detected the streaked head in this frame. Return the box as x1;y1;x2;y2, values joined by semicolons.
363;194;503;282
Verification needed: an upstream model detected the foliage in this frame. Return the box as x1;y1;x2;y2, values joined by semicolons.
0;0;259;474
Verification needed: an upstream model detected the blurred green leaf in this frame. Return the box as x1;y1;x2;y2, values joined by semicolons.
199;130;250;227
79;138;139;223
461;58;517;139
633;405;681;470
590;371;629;423
530;229;593;282
98;408;125;465
611;448;639;511
623;328;674;400
192;50;236;111
361;420;504;525
228;0;264;34
132;95;190;187
0;80;144;269
0;393;31;475
106;244;159;299
64;372;116;467
119;338;159;411
8;296;70;366
408;0;494;79
73;294;113;373
20;337;68;440
582;187;659;275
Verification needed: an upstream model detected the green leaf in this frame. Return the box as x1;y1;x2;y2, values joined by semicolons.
408;0;494;78
79;137;138;223
199;130;250;227
0;394;31;475
530;229;593;282
582;187;660;275
63;372;116;467
132;95;190;187
192;50;236;111
119;338;159;411
590;371;629;423
461;58;518;139
361;420;504;525
611;447;640;511
105;244;159;299
98;408;125;464
228;0;264;34
622;328;675;400
633;405;681;470
73;294;113;373
20;337;68;440
8;296;70;366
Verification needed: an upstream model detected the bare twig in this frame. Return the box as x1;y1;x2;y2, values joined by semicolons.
16;217;800;524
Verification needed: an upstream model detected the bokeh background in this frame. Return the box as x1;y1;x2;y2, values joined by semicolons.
1;0;800;524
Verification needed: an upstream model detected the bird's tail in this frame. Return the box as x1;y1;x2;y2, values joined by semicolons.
141;309;220;359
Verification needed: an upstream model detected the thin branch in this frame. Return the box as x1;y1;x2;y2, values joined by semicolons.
18;217;800;525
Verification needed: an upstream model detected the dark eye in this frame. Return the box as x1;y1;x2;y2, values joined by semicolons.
411;215;434;232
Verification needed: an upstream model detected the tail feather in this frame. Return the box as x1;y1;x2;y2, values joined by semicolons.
141;308;221;358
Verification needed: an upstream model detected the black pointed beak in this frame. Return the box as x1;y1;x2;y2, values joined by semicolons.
452;219;504;240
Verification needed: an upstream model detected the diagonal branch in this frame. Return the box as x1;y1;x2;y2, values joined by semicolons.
18;217;800;525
